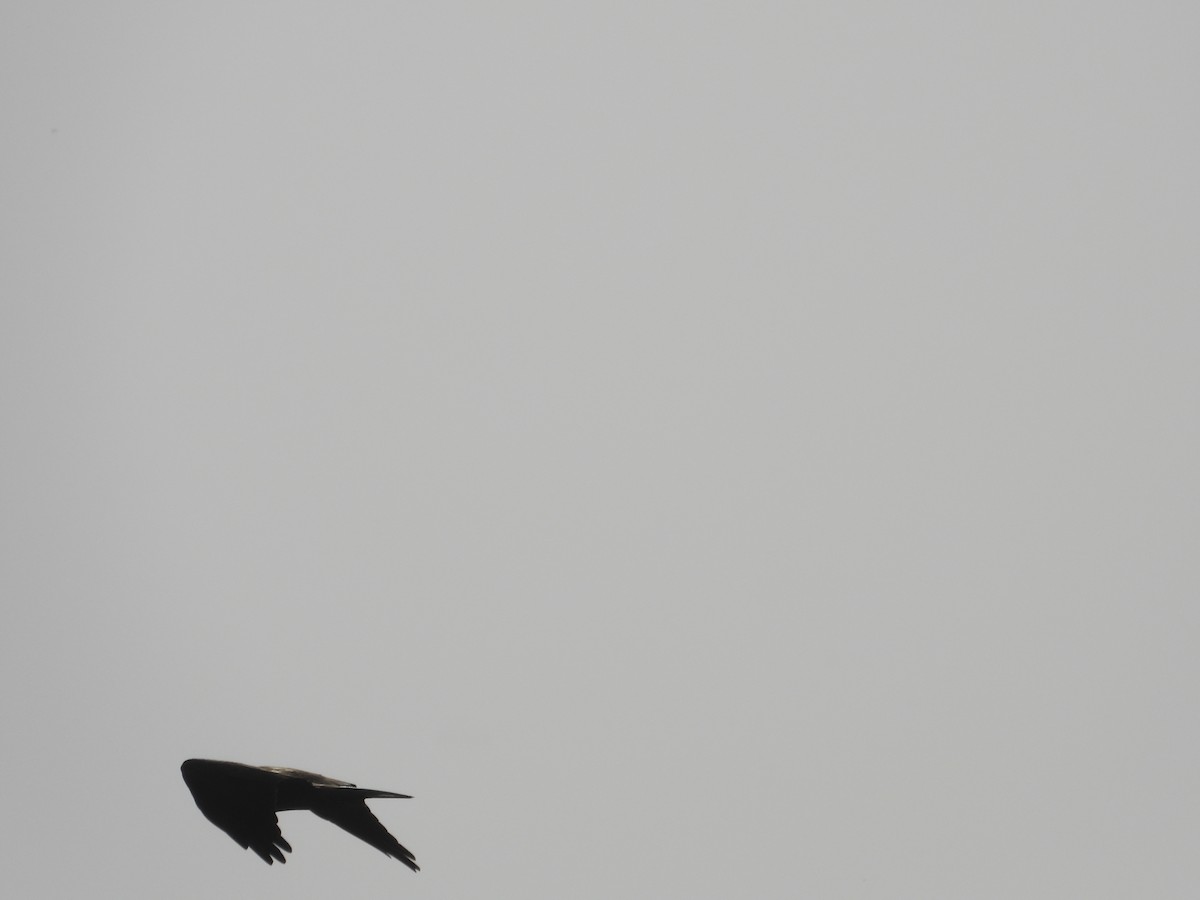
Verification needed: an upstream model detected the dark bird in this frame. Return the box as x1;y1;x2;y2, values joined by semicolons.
181;758;419;870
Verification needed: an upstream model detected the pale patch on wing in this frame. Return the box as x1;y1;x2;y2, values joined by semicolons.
259;766;355;787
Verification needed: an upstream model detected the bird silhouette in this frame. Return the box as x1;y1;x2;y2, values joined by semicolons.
181;758;419;870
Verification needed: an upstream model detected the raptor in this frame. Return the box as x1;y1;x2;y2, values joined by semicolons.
181;758;419;870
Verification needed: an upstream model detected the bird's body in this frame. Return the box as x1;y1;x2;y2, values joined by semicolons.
180;758;418;870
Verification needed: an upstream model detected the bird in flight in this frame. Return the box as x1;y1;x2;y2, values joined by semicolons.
181;758;419;870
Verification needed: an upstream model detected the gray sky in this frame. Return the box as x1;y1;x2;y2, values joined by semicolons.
2;2;1198;898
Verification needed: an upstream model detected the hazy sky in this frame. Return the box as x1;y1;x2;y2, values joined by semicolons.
3;2;1198;898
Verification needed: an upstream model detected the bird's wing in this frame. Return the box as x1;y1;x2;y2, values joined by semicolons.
310;798;420;871
208;802;293;864
181;759;294;864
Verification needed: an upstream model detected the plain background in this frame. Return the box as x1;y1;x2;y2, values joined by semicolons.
2;2;1198;898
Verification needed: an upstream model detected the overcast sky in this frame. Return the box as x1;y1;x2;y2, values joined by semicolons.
2;2;1198;898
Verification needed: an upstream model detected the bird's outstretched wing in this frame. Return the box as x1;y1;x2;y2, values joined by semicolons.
311;798;420;871
181;759;293;864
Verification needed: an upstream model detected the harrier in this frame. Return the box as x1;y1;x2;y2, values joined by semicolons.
181;758;419;870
